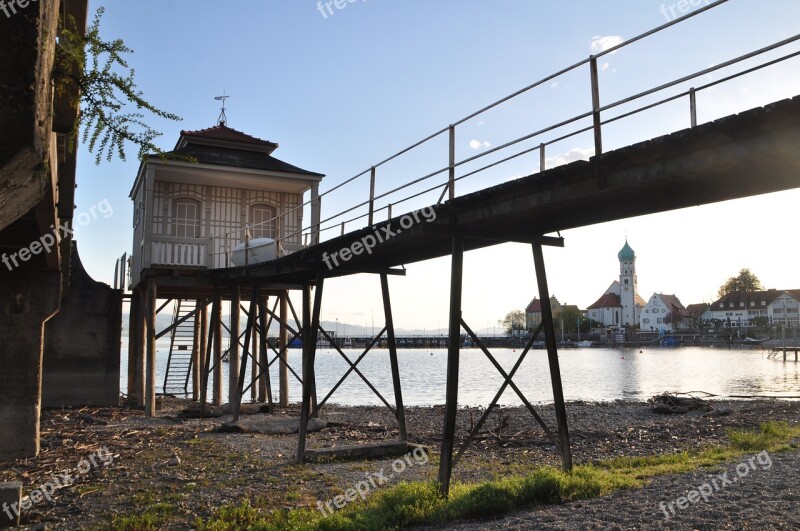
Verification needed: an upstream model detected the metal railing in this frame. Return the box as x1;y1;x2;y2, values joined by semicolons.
208;0;800;266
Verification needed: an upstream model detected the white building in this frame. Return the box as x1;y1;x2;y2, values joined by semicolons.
640;293;689;333
129;123;324;287
707;290;800;328
586;241;646;328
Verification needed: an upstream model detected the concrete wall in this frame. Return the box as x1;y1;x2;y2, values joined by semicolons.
43;243;122;407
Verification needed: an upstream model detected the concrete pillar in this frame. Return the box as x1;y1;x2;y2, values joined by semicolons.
126;288;141;406
144;278;157;416
0;482;22;528
0;271;60;460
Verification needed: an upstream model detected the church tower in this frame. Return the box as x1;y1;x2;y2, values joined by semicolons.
618;240;638;325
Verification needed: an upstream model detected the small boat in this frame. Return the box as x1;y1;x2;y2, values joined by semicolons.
230;238;277;267
577;340;593;348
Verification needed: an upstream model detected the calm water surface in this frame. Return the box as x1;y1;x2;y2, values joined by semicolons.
120;344;800;406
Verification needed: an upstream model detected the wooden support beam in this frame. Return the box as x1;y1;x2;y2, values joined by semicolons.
145;278;157;417
213;291;223;407
192;299;201;401
532;243;573;472
200;293;219;416
438;234;464;497
257;295;274;412
126;287;142;407
229;287;241;408
233;289;258;422
298;279;324;464
280;292;289;406
198;301;208;402
381;273;407;441
325;267;407;277
251;310;258;403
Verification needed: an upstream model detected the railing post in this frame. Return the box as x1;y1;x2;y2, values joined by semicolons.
387;203;392;220
590;56;604;188
689;87;697;128
539;143;546;173
448;125;456;201
589;56;603;159
368;166;376;226
340;221;345;236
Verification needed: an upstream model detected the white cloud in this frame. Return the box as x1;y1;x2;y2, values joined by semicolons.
602;62;610;71
590;35;624;54
469;139;491;150
545;147;594;169
551;81;559;88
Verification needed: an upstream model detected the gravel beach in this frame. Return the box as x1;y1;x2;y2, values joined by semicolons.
0;398;797;529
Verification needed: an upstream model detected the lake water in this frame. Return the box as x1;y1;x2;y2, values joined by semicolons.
120;344;800;406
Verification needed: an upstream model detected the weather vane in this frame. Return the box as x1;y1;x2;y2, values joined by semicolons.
214;91;230;126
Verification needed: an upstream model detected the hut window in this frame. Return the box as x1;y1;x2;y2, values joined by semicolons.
250;204;276;239
172;198;201;238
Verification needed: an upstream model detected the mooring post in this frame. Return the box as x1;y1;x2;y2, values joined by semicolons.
438;234;464;496
145;278;157;417
229;286;241;407
381;273;407;441
298;279;324;464
532;243;573;471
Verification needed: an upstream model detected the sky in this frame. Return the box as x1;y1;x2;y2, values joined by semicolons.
74;0;800;332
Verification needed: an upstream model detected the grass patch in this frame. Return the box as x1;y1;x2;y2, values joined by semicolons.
111;503;176;531
197;421;800;530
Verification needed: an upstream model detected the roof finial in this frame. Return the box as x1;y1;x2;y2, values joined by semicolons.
214;91;230;126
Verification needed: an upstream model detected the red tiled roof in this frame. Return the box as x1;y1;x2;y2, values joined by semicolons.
710;289;800;310
587;293;621;310
180;124;278;148
686;303;709;317
658;294;690;318
526;298;542;313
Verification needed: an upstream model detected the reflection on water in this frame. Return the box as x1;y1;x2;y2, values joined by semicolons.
120;345;800;406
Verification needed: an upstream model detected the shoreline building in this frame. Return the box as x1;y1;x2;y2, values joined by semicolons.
641;293;689;333
587;240;645;329
707;289;800;328
525;296;561;331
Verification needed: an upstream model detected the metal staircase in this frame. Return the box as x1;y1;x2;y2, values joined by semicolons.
163;300;196;395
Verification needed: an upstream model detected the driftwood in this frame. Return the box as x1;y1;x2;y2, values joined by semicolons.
650;393;714;414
